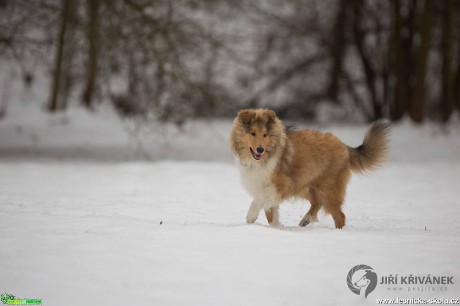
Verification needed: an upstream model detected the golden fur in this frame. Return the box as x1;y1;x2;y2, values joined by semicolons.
229;108;391;229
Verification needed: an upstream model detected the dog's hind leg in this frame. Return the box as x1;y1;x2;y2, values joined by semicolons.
330;209;346;229
321;169;350;229
265;206;280;226
309;190;346;229
299;188;321;227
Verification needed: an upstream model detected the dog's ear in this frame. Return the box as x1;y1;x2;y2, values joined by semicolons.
263;109;277;125
238;109;255;126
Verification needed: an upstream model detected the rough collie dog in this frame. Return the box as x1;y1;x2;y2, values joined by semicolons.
229;109;390;229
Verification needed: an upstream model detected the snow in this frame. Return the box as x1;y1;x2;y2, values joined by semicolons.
1;105;460;305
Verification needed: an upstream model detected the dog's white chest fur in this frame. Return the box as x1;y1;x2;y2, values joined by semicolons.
237;158;278;206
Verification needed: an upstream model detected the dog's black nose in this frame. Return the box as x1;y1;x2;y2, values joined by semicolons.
256;146;264;154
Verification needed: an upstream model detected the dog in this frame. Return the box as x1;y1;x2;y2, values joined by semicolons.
229;108;390;229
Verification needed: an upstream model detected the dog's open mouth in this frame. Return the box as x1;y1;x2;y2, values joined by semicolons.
250;147;262;161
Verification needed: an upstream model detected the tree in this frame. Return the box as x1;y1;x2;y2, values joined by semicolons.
81;0;100;109
48;0;77;112
409;0;434;123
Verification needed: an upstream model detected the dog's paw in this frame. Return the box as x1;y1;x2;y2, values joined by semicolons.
299;219;310;227
246;215;257;224
246;211;258;224
299;214;318;227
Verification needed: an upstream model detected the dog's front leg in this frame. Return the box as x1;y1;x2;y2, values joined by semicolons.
246;199;263;224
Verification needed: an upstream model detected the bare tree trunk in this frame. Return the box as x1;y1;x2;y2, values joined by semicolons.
82;0;100;109
327;0;347;103
391;0;411;121
440;0;454;122
455;3;460;113
410;0;434;123
352;0;380;121
48;0;74;112
455;45;460;112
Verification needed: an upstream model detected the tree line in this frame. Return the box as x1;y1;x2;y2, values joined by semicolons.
1;0;459;123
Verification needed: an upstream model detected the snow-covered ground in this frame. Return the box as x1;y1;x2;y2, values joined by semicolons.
1;104;459;305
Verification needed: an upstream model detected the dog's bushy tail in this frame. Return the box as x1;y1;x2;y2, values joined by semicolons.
348;119;391;173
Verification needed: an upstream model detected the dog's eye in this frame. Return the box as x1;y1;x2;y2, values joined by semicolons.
251;132;256;136
263;134;267;137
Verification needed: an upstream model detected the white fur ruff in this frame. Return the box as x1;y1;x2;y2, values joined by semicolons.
237;157;279;209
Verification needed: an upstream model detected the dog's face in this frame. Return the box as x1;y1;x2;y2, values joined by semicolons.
230;109;281;162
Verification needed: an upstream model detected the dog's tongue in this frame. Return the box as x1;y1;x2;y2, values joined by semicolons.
250;147;262;160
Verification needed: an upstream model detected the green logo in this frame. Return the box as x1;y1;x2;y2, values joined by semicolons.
1;293;42;305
